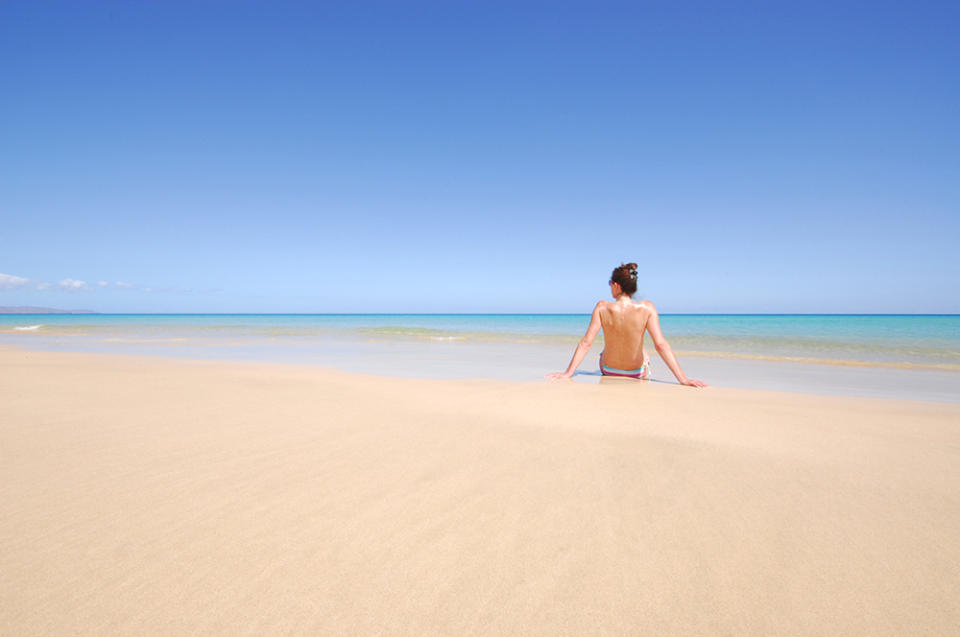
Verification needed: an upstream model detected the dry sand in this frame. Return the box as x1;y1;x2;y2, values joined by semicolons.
2;346;959;636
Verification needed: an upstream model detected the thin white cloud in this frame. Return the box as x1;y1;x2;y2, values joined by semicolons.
0;272;30;289
2;273;163;293
58;278;88;291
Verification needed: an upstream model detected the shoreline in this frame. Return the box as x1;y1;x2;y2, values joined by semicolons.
2;347;959;635
2;313;957;370
4;328;960;373
1;338;958;404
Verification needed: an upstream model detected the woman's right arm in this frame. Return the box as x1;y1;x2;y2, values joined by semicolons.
645;301;707;388
546;302;603;380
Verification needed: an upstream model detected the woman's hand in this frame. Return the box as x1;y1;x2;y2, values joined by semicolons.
679;377;708;388
546;371;573;380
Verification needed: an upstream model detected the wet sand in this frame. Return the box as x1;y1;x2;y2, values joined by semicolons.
2;347;959;635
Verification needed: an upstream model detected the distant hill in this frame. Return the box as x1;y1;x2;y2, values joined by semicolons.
0;306;98;314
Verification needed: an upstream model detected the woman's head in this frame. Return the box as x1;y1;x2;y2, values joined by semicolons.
609;262;638;297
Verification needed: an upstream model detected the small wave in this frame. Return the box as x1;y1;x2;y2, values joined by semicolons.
355;325;580;344
13;325;42;331
675;349;960;372
358;326;470;341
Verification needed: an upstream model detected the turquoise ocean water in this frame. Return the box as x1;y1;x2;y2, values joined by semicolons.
1;314;958;370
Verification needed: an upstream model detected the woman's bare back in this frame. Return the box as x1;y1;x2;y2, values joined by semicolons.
597;299;653;369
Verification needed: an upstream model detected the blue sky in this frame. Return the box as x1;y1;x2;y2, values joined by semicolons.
1;1;957;313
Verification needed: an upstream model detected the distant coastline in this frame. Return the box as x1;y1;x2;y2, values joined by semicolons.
0;306;97;314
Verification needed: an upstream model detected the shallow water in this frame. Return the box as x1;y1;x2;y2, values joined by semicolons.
1;313;957;368
2;313;958;402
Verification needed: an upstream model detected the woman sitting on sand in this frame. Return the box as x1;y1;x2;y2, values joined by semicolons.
547;263;707;387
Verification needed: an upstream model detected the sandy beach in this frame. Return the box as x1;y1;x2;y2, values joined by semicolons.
2;345;959;636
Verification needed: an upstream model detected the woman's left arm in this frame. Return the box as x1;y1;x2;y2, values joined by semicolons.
547;303;603;379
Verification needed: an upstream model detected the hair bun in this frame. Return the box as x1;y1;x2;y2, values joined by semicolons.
611;262;639;296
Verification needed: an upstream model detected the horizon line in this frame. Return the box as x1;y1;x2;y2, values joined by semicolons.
2;311;959;317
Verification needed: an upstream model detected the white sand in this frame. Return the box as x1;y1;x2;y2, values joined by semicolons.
2;347;959;635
